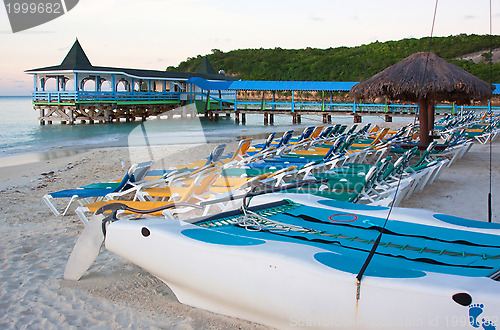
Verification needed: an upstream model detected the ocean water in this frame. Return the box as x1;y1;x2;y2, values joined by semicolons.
0;96;408;164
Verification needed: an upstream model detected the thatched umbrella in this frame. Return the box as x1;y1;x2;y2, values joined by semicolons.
350;52;494;145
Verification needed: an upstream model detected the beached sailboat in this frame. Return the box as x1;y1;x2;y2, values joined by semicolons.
66;192;500;329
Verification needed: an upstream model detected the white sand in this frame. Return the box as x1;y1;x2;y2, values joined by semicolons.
0;144;266;329
398;141;500;221
0;125;498;329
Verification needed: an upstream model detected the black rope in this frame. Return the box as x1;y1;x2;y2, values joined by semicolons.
488;0;493;222
355;161;405;281
96;201;202;217
411;0;440;128
356;0;440;297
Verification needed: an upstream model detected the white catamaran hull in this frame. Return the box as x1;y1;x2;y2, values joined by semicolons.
104;194;500;329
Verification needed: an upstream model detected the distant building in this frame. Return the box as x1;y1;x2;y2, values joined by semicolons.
25;39;234;124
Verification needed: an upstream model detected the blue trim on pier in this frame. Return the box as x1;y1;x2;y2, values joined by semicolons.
230;80;358;92
186;77;233;91
187;77;358;92
32;91;180;104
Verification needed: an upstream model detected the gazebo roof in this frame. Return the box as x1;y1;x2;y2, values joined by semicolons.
59;39;93;70
25;40;236;81
196;56;217;75
350;52;495;104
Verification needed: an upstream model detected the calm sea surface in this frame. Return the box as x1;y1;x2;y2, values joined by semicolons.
0;96;409;163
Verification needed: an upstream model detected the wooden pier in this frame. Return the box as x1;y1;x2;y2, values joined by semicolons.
26;40;234;125
33;91;183;125
188;77;500;125
201;102;497;125
27;41;499;126
208;108;404;125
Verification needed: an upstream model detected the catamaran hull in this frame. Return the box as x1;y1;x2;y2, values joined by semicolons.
104;194;500;329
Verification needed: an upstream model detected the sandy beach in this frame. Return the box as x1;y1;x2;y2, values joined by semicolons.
0;122;498;329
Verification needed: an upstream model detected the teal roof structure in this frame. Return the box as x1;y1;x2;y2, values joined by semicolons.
187;78;500;95
186;77;233;90
186;77;358;92
230;80;358;91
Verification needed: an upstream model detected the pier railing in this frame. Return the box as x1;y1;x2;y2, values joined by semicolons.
200;93;499;115
32;91;181;104
32;90;499;116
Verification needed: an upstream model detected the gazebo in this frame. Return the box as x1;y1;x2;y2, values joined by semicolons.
25;39;234;124
350;52;494;146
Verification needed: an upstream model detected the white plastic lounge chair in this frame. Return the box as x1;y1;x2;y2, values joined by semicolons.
43;161;152;216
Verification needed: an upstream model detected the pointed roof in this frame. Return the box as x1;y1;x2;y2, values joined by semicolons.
196;56;217;75
59;39;93;70
25;41;236;81
25;39;94;72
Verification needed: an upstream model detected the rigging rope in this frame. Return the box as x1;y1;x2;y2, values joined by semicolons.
356;0;440;300
488;0;493;222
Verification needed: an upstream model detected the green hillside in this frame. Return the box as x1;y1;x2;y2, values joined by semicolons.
167;34;500;82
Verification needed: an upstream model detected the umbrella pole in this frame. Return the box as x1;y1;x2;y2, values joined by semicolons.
427;100;435;141
419;98;430;146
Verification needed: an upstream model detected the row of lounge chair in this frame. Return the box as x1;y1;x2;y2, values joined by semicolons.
436;111;500;145
43;119;478;224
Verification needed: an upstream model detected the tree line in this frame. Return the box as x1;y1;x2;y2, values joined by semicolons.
166;34;500;83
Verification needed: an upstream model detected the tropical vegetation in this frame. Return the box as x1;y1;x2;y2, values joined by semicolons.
167;34;500;83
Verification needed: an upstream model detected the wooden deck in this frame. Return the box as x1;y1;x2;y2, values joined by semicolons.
32;90;498;125
202;98;498;125
33;91;182;124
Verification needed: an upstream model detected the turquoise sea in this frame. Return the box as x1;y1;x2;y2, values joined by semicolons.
0;96;409;166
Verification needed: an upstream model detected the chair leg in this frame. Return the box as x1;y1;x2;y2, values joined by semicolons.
392;180;412;206
447;149;462;167
61;195;79;216
429;160;447;184
43;195;61;216
403;176;419;199
417;167;436;191
135;190;148;201
75;206;89;225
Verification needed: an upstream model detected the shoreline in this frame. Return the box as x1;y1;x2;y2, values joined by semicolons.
0;119;411;169
0;148;92;169
0;122;498;328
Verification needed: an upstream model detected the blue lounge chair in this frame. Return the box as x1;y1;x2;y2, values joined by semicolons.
43;161;152;216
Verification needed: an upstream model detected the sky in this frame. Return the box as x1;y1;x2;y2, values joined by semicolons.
0;0;498;95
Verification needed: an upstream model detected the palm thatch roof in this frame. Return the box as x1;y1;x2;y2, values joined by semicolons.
350;52;494;105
